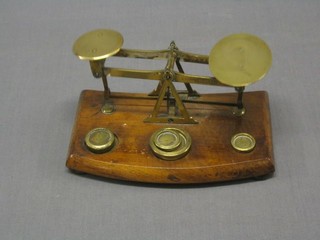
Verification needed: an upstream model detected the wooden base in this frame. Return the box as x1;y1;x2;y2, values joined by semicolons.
66;90;274;184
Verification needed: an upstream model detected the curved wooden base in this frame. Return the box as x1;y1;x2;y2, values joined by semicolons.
66;90;274;184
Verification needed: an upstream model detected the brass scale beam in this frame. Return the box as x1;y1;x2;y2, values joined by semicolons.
90;42;245;124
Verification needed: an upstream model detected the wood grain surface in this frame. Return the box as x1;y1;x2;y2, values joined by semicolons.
66;90;274;183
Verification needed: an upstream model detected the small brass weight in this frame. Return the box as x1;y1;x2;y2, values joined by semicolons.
66;29;275;184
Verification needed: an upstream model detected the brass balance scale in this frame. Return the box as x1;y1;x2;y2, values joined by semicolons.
66;29;274;184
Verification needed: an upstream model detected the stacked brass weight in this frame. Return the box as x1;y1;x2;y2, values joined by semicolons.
85;128;116;153
149;128;192;160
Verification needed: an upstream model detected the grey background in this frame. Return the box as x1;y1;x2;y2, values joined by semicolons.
1;0;319;239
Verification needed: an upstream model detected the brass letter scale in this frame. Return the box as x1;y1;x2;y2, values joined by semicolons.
66;29;274;184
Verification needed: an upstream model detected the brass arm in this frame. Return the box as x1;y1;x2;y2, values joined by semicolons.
114;48;209;64
115;49;169;59
174;72;229;87
177;51;209;64
104;67;163;81
104;66;229;88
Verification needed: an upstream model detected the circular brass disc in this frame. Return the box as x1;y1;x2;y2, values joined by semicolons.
101;102;115;114
72;29;124;60
85;127;115;153
150;128;192;161
209;33;272;87
231;133;256;152
154;129;181;151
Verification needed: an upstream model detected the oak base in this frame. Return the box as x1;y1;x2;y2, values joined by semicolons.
66;90;275;184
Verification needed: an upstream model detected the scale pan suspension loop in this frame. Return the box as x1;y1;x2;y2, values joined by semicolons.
209;33;272;87
72;29;124;61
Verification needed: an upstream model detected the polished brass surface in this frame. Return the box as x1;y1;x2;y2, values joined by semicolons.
116;48;209;64
232;107;246;116
143;74;198;124
73;29;124;60
154;129;181;151
209;33;272;87
73;29;272;124
150;128;192;160
101;102;114;114
85;128;115;153
231;133;256;152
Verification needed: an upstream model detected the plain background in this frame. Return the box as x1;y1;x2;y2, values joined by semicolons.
1;1;319;239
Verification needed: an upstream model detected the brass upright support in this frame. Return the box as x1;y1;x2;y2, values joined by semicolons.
90;60;110;99
233;87;246;116
144;42;197;124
